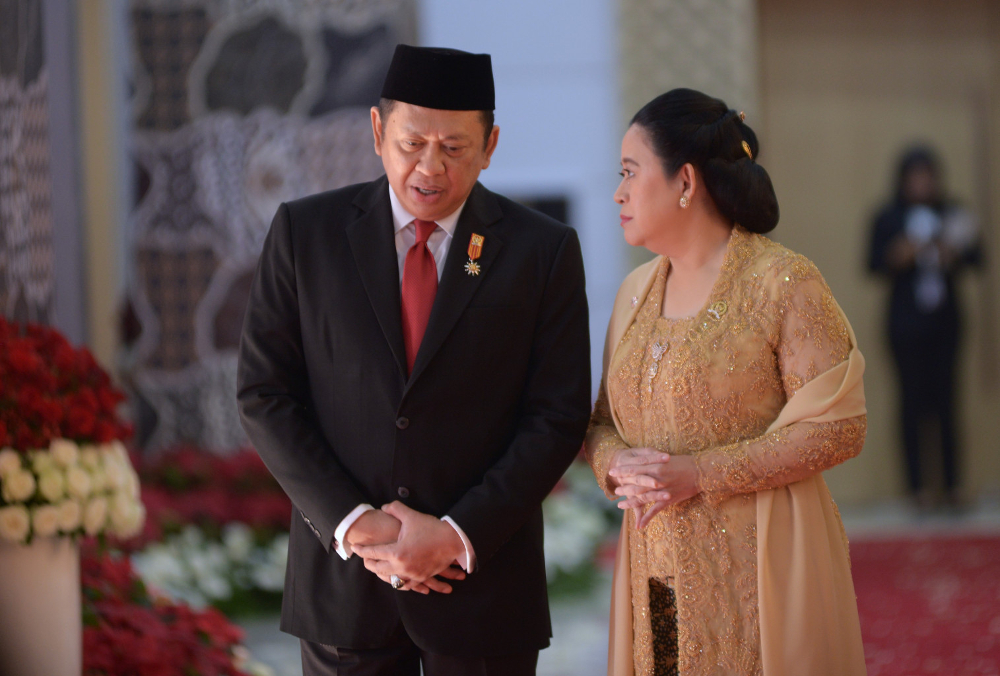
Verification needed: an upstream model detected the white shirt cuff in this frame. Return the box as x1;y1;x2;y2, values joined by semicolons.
333;503;374;559
442;515;476;573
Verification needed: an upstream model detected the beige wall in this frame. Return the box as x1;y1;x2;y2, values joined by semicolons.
758;0;1000;504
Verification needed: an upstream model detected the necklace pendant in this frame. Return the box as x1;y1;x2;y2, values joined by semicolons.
651;341;669;361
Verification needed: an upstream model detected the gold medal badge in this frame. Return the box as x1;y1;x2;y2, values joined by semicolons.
465;233;484;276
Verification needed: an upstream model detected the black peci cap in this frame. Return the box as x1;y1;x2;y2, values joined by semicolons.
380;44;495;111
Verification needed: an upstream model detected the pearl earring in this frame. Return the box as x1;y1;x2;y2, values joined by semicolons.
679;195;689;208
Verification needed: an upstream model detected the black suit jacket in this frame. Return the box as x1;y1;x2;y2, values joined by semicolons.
237;176;591;656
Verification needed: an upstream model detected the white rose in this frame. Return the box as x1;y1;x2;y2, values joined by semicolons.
2;469;36;503
110;500;144;539
49;439;79;468
0;505;30;543
57;500;82;532
31;505;60;538
123;470;140;499
66;466;92;500
128;502;146;536
109;494;133;532
110;440;129;462
0;448;22;477
80;445;101;470
102;459;124;491
31;451;55;475
37;469;66;503
83;497;108;535
88;466;107;494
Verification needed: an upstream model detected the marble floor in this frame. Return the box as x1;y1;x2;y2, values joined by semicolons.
241;496;1000;676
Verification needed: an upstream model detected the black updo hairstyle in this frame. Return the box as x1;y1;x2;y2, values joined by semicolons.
630;88;779;234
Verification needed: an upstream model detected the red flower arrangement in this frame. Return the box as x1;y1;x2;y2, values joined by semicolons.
0;318;143;543
81;542;253;676
0;318;132;451
128;447;291;549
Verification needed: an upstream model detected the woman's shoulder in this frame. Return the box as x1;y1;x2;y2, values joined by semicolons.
623;255;663;287
743;232;826;292
614;255;663;302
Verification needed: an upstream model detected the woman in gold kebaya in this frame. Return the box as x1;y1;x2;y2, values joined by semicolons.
586;89;868;676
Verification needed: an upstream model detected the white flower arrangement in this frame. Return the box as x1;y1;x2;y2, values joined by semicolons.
543;491;609;578
132;523;289;610
0;439;144;544
542;461;621;580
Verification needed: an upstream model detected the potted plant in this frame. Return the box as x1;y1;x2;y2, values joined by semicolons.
0;318;144;676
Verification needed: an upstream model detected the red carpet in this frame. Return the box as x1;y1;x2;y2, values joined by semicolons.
851;535;1000;675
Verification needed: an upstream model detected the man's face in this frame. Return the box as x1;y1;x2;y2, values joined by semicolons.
371;102;499;221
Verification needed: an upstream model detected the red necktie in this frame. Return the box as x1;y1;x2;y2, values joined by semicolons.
400;219;438;374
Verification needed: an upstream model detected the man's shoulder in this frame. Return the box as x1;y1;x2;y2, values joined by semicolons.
284;179;380;220
485;187;574;246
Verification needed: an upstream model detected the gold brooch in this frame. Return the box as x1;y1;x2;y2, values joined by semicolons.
466;233;484;276
707;300;728;320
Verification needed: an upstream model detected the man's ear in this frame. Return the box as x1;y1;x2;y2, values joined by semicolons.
371;106;384;157
482;125;500;170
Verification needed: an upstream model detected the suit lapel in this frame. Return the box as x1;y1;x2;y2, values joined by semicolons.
406;183;504;387
346;177;407;379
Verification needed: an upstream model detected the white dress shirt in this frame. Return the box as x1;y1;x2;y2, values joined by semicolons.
332;186;476;573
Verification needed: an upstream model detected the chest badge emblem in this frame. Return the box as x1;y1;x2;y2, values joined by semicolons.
465;233;485;276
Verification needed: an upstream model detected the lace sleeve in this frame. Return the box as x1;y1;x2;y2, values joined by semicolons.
694;260;865;500
694;416;866;500
585;380;630;499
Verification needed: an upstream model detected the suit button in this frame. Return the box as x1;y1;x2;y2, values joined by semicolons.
396;417;409;430
397;486;410;498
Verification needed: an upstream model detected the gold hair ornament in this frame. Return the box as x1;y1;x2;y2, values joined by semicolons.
741;140;753;160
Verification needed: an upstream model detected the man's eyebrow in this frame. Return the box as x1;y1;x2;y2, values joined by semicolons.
400;126;471;142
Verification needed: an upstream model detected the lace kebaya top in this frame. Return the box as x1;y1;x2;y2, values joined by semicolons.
586;226;867;675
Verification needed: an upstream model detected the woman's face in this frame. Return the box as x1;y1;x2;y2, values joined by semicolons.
902;163;940;205
614;125;685;251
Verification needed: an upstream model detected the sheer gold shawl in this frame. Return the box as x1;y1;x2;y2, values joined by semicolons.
601;257;867;676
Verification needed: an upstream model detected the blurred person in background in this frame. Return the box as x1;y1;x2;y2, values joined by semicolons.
868;146;982;510
586;89;867;676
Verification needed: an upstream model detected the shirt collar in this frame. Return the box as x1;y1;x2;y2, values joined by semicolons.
388;184;466;237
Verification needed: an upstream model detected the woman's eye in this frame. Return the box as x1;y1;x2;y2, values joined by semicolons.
619;170;633;179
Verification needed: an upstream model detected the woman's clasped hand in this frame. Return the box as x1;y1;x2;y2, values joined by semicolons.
609;448;701;528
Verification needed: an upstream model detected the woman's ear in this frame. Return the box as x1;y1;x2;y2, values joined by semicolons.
678;162;698;201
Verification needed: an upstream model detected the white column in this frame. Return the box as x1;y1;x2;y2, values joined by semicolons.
419;0;626;390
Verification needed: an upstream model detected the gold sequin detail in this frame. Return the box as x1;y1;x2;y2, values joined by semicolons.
585;227;866;676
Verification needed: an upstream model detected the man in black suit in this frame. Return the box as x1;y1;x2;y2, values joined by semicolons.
237;45;591;675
